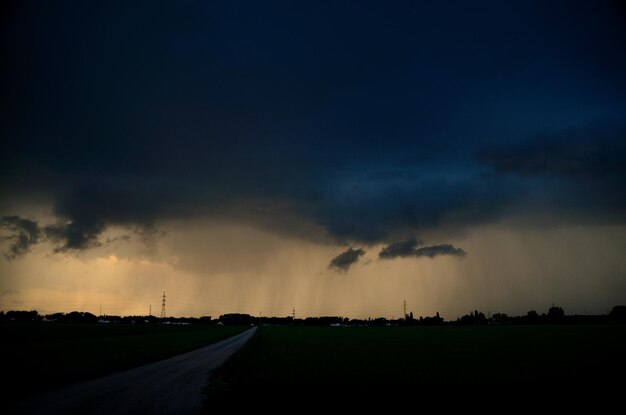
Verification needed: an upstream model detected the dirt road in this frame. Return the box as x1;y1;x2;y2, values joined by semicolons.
14;327;256;414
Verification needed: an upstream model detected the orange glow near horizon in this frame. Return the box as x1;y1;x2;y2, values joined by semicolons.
2;221;626;319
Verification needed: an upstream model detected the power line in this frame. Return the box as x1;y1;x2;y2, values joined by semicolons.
160;291;166;319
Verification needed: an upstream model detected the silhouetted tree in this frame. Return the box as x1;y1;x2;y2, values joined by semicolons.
459;314;473;325
63;311;98;323
369;317;388;326
303;316;343;326
522;310;539;324
458;310;486;325
547;305;565;322
421;312;444;326
219;313;256;326
474;310;487;324
5;310;40;322
490;313;510;325
609;305;626;323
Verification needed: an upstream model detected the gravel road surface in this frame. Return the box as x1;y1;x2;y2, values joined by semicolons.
13;327;256;414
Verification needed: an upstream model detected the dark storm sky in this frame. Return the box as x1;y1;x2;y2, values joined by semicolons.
2;0;626;252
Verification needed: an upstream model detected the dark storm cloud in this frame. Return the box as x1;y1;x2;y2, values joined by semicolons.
0;214;134;257
475;118;626;223
412;244;466;259
1;1;625;254
44;222;105;253
44;182;165;252
379;238;466;260
312;171;519;243
0;215;103;256
379;237;423;259
0;216;42;259
329;247;366;273
478;118;626;178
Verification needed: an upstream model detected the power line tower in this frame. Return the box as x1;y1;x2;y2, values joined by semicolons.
292;307;296;320
160;291;166;319
403;300;407;319
149;304;152;317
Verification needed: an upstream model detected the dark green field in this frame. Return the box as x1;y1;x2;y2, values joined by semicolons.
208;325;626;401
0;323;247;400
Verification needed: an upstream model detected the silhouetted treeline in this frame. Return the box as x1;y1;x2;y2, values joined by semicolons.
452;305;625;326
218;313;257;326
98;315;213;325
403;311;445;326
2;305;626;326
0;310;213;325
611;305;626;323
218;314;347;326
0;310;41;322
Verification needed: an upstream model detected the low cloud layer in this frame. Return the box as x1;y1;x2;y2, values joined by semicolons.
0;216;41;259
411;244;466;259
379;237;466;260
0;216;128;258
379;237;423;259
44;221;105;253
329;247;366;272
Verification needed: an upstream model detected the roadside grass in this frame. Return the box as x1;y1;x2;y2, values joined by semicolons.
1;323;247;400
207;325;626;401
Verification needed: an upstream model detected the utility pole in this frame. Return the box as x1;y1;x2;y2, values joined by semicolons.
149;304;152;317
160;291;166;319
403;300;407;319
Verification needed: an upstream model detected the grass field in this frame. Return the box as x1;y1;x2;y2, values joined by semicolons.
207;325;626;402
0;323;247;400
